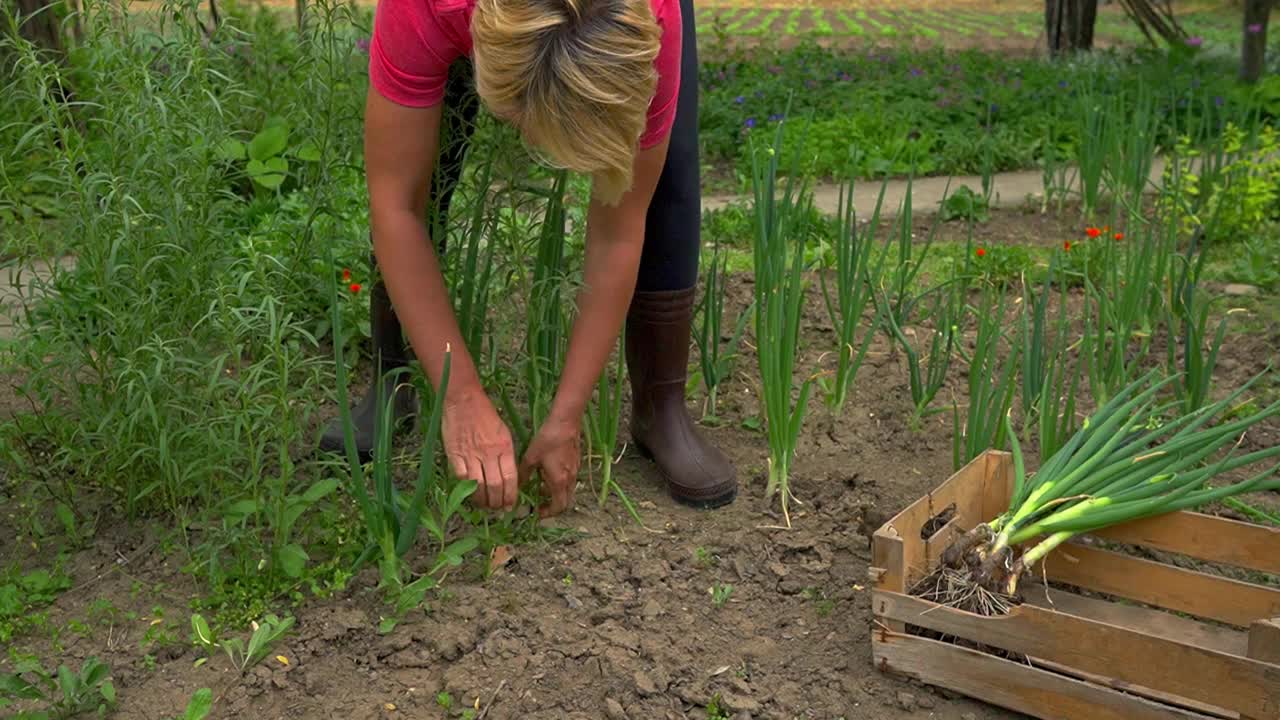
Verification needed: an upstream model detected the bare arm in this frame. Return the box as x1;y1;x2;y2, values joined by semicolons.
551;138;670;423
364;88;519;510
364;89;481;395
521;139;670;516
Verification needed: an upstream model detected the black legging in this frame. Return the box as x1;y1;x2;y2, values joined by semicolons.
430;0;700;292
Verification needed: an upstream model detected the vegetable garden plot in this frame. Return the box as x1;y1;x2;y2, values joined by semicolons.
872;451;1280;720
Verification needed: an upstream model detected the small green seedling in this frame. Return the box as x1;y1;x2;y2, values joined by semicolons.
705;693;730;720
191;613;294;674
166;688;213;720
710;584;734;607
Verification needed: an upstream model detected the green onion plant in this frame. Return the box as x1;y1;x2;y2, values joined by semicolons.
952;289;1021;470
503;171;571;450
942;369;1280;600
818;177;888;411
328;263;477;614
884;279;962;424
750;126;815;525
695;239;752;421
1020;262;1080;461
583;338;642;522
446;153;498;363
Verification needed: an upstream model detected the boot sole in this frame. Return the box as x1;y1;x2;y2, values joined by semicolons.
635;441;739;510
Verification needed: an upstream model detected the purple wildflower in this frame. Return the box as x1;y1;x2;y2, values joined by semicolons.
356;37;371;54
839;72;851;81
769;113;784;122
1058;80;1069;89
1247;23;1263;34
744;117;756;129
1214;95;1225;107
734;95;745;104
1186;36;1204;47
909;67;923;77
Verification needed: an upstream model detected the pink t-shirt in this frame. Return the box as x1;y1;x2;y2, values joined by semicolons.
369;0;681;149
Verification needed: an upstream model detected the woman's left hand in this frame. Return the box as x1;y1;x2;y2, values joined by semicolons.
520;413;582;518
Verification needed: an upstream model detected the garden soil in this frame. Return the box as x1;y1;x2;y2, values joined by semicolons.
3;206;1278;720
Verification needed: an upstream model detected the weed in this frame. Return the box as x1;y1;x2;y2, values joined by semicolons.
0;656;115;718
191;612;294;674
0;563;70;643
166;688;214;720
694;547;718;568
705;693;730;720
939;186;990;223
710;584;735;607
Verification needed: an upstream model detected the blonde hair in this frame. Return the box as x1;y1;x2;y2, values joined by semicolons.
471;0;661;204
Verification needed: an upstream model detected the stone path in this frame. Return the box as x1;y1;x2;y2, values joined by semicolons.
704;157;1171;216
1;256;74;342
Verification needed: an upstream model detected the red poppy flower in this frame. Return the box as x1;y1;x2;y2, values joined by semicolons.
976;247;986;258
342;268;352;282
1114;232;1124;241
1064;241;1072;251
1085;227;1101;239
349;283;362;294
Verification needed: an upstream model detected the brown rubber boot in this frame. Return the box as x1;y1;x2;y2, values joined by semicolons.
319;277;417;460
626;287;738;508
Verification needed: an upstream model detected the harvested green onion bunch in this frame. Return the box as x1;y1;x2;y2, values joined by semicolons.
940;369;1280;603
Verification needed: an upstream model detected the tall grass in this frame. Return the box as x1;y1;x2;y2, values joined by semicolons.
0;0;483;617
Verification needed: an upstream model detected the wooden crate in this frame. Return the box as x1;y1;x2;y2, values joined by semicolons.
870;450;1280;720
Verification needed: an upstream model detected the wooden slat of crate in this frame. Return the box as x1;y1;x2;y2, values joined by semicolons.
1021;588;1240;718
1044;542;1280;627
874;590;1280;719
1091;512;1280;577
872;452;1012;595
872;628;1213;720
1020;585;1247;657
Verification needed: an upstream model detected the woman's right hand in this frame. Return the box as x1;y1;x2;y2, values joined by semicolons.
442;385;519;512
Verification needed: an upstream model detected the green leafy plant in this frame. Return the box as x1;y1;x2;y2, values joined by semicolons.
705;693;731;720
939;185;990;223
216;117;322;193
166;688;213;720
191;613;294;674
0;565;70;643
710;583;734;607
1162;124;1280;244
0;656;115;719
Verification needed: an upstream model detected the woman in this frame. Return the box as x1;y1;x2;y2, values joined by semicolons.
319;0;736;516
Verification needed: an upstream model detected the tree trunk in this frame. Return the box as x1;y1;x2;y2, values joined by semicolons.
1240;0;1272;83
1047;0;1100;55
7;0;80;55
